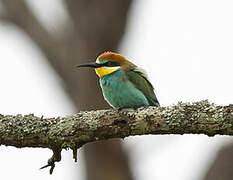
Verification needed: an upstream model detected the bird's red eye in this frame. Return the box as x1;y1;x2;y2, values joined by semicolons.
105;61;120;67
107;62;113;66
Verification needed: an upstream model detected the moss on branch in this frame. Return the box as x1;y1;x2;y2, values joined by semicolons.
0;100;233;173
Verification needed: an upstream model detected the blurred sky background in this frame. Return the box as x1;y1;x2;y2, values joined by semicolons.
0;0;233;179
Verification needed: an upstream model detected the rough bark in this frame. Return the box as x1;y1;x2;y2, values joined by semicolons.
0;101;233;173
1;0;133;179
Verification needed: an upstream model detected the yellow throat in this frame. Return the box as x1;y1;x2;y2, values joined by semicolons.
95;66;120;78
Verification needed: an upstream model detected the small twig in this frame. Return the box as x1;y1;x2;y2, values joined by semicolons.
72;147;78;162
40;147;62;174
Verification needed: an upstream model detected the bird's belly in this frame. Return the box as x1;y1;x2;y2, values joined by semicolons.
100;78;149;109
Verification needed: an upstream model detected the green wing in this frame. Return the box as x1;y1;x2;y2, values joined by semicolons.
126;67;160;106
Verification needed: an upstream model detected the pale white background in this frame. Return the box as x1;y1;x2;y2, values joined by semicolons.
0;0;233;179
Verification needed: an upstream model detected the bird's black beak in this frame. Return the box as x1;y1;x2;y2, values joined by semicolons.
76;62;102;68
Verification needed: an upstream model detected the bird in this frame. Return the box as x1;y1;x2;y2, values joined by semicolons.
77;51;160;109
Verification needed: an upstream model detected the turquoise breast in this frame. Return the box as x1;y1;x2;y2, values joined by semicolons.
99;69;149;109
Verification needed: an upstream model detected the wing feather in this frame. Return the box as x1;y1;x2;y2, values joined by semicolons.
126;67;160;106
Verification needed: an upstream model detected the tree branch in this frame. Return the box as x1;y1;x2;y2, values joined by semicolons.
0;100;233;173
0;13;11;23
1;0;67;70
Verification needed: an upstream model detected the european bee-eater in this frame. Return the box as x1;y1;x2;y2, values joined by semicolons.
77;51;160;109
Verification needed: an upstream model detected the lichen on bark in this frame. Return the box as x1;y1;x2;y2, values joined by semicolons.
0;100;233;173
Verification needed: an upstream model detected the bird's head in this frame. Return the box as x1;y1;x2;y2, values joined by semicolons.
77;51;135;78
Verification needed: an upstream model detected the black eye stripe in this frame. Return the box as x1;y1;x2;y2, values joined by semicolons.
103;61;120;67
